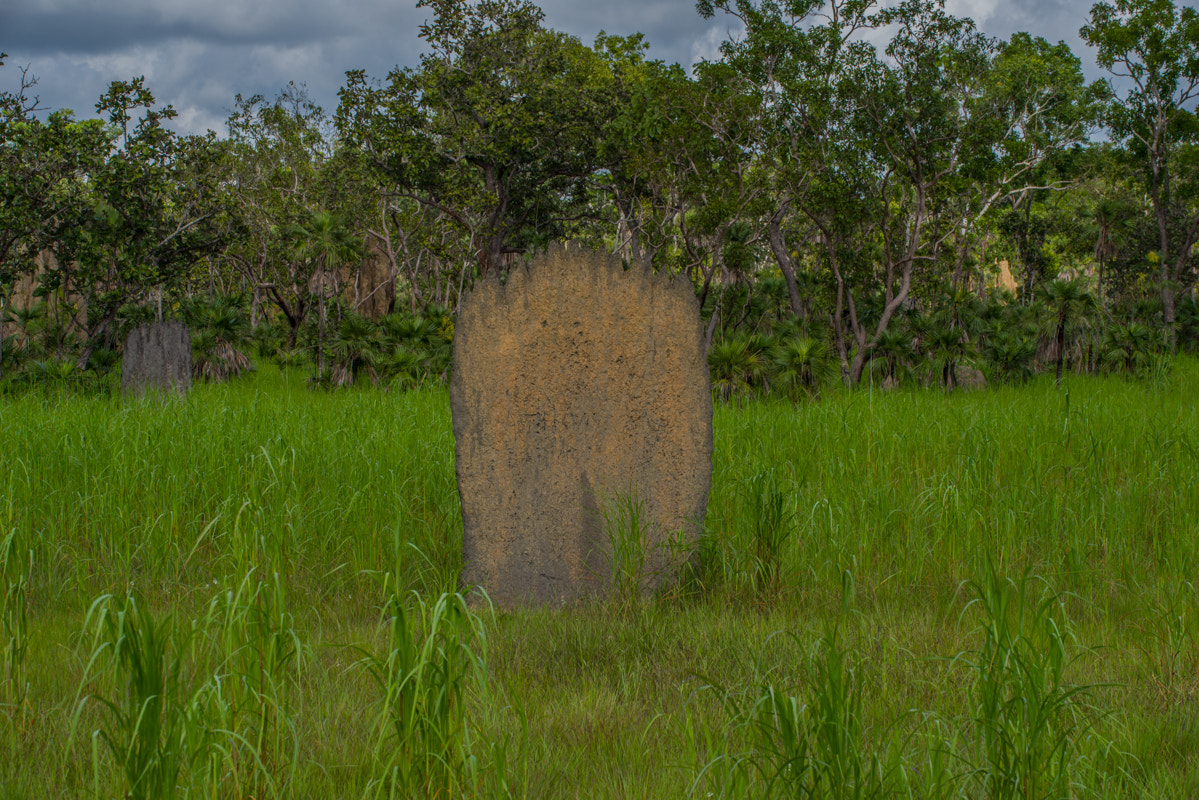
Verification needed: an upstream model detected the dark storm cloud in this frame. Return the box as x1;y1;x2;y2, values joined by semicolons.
6;10;353;53
2;0;430;133
1;0;1107;136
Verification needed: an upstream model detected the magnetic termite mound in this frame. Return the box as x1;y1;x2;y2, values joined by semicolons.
122;321;192;399
451;245;712;606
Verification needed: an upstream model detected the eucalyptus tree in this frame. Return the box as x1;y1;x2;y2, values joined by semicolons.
945;33;1104;294
1082;0;1199;347
1;56;111;375
698;0;879;335
662;59;772;345
699;0;1098;386
775;0;995;386
47;79;227;369
591;31;772;313
843;0;1101;386
0;56;52;270
589;34;680;268
338;0;613;279
222;85;342;347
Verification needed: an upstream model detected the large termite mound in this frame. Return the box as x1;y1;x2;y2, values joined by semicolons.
451;245;712;606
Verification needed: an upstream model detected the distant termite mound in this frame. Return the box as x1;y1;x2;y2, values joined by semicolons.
451;244;712;606
122;321;192;399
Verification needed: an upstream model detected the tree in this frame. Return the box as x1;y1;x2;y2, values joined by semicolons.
338;0;611;278
188;295;252;381
0;56;111;377
590;34;691;270
699;0;1098;386
698;0;881;343
946;33;1104;299
288;210;360;381
1039;277;1097;383
221;86;342;349
772;335;836;399
707;334;767;402
41;78;228;368
838;0;996;386
1089;194;1135;307
1082;0;1199;348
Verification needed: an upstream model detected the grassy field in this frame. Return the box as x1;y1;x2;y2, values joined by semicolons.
2;360;1198;798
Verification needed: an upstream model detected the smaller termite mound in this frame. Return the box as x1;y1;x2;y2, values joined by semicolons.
122;321;192;399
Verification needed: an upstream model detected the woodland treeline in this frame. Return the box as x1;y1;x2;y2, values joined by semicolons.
2;0;1198;395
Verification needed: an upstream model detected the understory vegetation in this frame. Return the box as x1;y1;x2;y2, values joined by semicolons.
2;360;1197;798
5;0;1199;397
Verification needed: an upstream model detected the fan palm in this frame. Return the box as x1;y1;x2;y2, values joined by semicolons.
983;333;1038;384
9;302;46;348
384;347;425;390
31;358;76;382
708;336;766;403
869;327;915;387
1089;197;1131;309
189;296;252;381
329;313;381;386
1038;278;1096;385
772;336;836;400
0;333;24;375
941;286;984;336
924;323;972;392
1101;321;1158;376
1177;295;1199;354
380;314;438;349
289;211;360;382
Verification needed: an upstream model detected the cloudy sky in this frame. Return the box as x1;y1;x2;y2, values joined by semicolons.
2;0;1102;136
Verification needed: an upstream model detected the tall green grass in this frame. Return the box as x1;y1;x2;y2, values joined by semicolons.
706;365;1199;601
2;359;1198;797
2;366;461;608
1;527;31;730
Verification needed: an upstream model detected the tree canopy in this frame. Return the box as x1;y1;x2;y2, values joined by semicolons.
2;0;1197;390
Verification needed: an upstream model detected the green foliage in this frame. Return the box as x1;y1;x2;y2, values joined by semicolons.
1039;277;1098;382
1177;295;1199;353
1;0;1191;387
2;362;1199;795
188;294;253;381
76;595;195;800
339;0;616;276
597;491;654;607
867;327;917;387
1101;320;1161;376
962;565;1101;799
709;334;768;403
696;589;912;799
743;470;795;597
1138;581;1199;706
983;332;1039;384
772;337;836;400
920;321;975;392
11;7;1199;793
0;528;30;730
358;587;493;798
328;312;381;386
0;333;23;376
1082;0;1199;340
198;565;302;797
